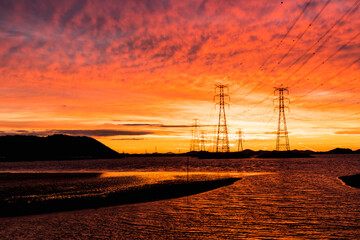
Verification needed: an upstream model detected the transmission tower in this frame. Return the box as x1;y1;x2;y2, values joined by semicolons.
274;87;290;151
211;125;217;152
200;130;206;151
190;119;200;151
237;129;244;152
214;84;230;152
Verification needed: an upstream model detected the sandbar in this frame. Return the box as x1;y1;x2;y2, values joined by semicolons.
0;172;241;217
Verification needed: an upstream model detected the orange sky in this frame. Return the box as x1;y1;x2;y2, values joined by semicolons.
0;0;359;153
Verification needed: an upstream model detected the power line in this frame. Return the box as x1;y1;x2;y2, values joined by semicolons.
325;76;360;91
291;76;359;99
289;110;360;122
238;1;313;90
260;0;332;86
240;0;355;103
288;31;360;88
241;1;360;114
300;95;360;109
280;0;360;83
238;92;273;115
276;0;332;67
235;1;359;128
292;57;360;103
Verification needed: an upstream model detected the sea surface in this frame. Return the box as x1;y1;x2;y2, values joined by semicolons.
0;154;359;239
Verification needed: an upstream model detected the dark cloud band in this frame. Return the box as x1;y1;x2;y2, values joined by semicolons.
0;129;153;137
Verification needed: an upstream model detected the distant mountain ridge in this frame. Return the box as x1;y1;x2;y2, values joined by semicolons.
0;134;122;162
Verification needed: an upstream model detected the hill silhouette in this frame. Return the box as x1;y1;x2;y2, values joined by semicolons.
0;134;122;162
327;148;353;154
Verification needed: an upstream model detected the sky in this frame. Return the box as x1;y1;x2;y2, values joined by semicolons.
0;0;359;153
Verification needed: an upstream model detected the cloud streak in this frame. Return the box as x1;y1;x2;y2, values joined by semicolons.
0;129;153;137
335;130;360;135
109;123;213;128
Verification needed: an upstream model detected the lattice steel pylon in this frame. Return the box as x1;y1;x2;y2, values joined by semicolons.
214;84;230;152
200;130;206;151
237;128;244;152
274;87;290;151
190;119;200;151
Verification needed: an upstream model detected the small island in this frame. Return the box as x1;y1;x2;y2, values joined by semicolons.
339;174;360;189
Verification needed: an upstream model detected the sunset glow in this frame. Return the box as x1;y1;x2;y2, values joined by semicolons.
1;0;359;153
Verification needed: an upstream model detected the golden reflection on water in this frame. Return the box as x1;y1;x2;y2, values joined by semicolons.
100;171;272;178
100;171;273;184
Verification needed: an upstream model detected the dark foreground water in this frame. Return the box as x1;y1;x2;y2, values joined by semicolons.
0;154;359;239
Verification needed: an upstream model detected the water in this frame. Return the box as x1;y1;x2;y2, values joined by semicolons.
0;154;359;239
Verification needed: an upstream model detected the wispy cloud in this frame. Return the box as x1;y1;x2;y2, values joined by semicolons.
111;137;145;141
